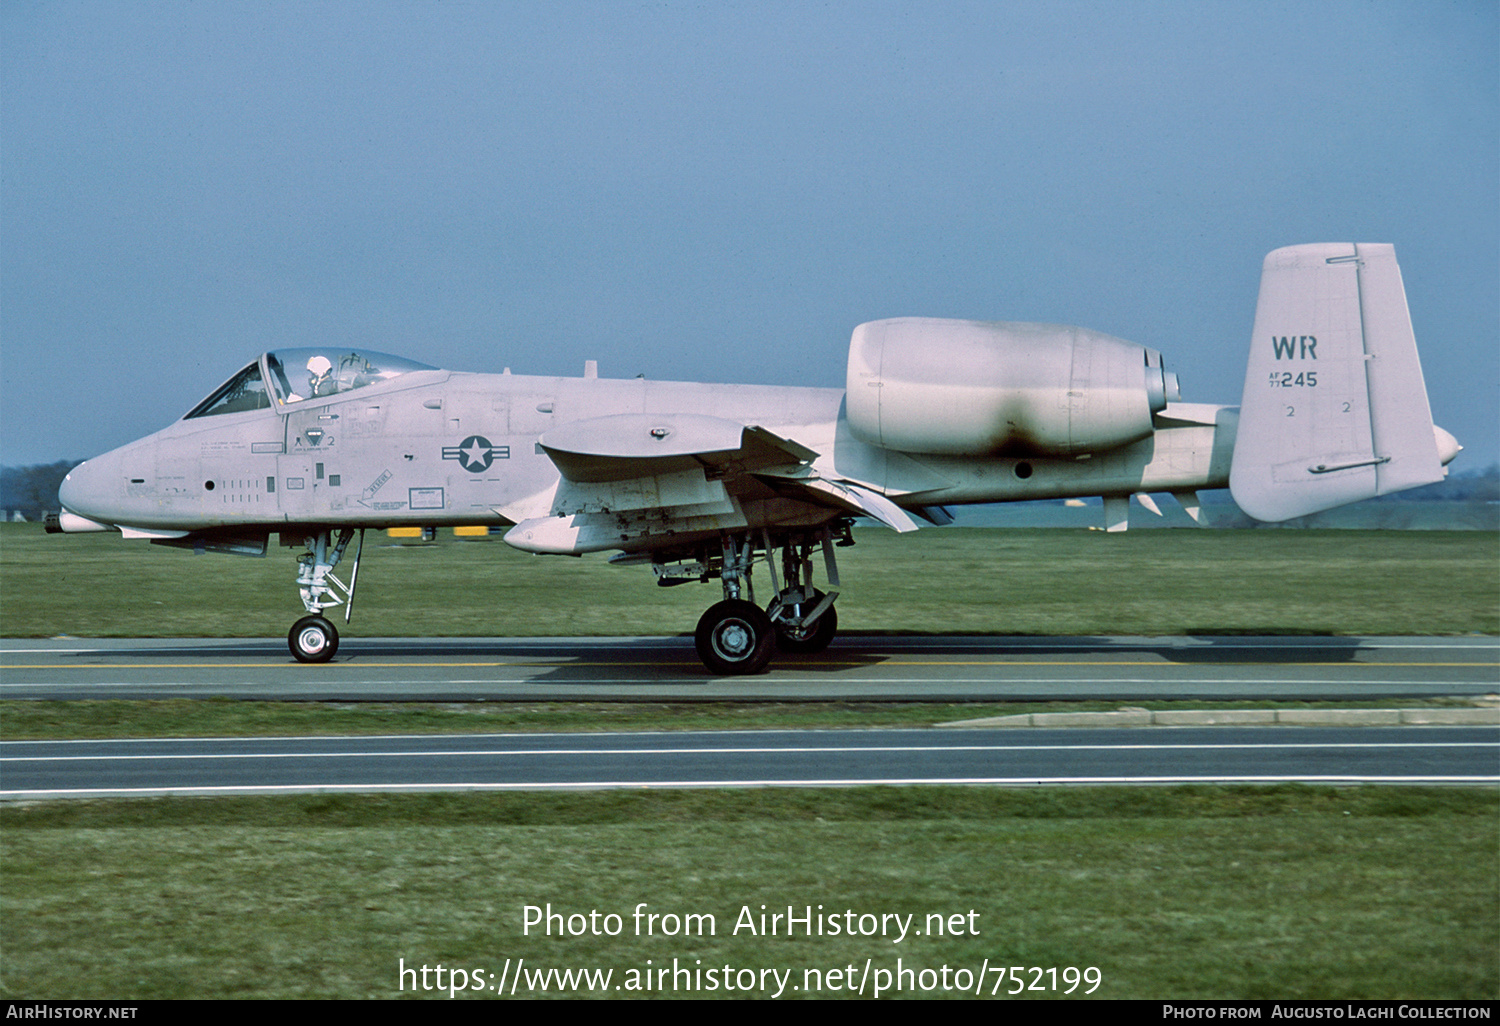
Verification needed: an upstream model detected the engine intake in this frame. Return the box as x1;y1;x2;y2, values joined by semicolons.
846;317;1178;457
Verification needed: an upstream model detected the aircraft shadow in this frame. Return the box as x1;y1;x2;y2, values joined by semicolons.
827;634;1364;665
56;633;1361;673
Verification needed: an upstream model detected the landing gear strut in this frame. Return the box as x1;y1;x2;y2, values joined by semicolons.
769;589;838;653
764;531;840;654
287;528;364;662
683;525;844;675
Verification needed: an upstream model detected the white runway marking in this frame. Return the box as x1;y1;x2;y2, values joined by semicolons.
6;775;1496;799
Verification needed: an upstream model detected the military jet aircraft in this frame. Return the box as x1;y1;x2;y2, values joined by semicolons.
49;243;1461;673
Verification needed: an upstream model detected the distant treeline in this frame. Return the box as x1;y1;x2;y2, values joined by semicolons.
0;459;1494;522
0;461;81;520
1373;463;1498;502
1174;464;1496;506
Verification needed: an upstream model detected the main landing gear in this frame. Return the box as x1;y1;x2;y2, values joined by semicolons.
667;526;846;676
695;600;775;676
287;528;365;662
278;523;842;673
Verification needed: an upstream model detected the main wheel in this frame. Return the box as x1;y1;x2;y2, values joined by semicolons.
768;589;839;654
289;614;339;663
694;600;775;675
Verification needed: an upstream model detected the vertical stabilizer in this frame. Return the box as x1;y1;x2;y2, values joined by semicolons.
1228;243;1445;522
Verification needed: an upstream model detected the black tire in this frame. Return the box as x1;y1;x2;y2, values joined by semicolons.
769;590;839;654
289;614;339;663
694;600;775;675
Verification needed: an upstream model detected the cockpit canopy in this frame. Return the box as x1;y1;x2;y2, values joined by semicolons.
265;349;437;405
184;349;437;419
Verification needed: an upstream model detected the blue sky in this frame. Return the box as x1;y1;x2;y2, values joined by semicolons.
3;1;1495;469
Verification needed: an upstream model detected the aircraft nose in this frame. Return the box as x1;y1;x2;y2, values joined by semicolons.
58;452;121;522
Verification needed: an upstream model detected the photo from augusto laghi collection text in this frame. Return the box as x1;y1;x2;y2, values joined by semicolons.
397;901;1101;998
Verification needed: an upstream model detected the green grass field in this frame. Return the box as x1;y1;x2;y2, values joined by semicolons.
5;695;1493;742
2;522;1496;637
3;788;1495;1000
3;523;1496;1000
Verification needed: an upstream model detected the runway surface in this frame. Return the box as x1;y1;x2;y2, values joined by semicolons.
4;725;1496;798
1;635;1495;702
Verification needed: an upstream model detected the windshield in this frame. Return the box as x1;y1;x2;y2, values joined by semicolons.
264;349;437;405
184;362;274;419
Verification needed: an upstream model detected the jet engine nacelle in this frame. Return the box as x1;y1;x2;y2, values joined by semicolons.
845;317;1179;457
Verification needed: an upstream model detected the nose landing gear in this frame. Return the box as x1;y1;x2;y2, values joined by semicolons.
287;528;364;663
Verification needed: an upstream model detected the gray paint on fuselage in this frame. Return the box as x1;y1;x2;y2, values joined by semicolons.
59;361;1235;535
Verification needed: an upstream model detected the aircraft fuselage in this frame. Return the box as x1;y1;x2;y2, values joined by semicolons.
58;365;1236;542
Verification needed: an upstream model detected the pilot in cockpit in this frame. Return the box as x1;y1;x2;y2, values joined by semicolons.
285;355;334;402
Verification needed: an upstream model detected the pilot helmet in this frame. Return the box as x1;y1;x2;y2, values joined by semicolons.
306;355;333;393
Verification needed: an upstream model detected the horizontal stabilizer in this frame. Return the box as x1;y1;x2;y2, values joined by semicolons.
1229;243;1447;522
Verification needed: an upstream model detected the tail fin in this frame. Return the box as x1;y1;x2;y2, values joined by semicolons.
1229;243;1450;522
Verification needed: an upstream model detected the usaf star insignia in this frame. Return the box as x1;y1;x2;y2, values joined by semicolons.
442;435;509;472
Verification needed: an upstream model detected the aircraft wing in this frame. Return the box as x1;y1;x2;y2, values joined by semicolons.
502;413;914;553
539;413;817;482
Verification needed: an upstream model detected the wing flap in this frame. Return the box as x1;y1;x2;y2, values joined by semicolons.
756;470;921;532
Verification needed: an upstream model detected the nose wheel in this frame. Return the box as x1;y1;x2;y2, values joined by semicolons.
289;614;339;663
